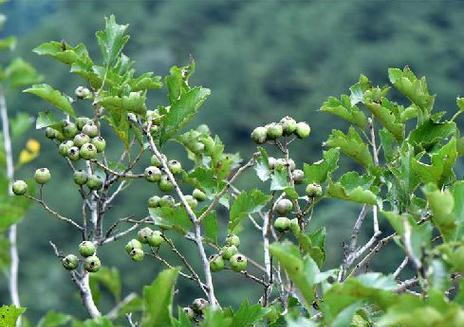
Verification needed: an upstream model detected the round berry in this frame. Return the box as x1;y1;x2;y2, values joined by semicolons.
145;166;162;183
125;239;142;255
274;217;291;232
183;307;194;319
67;146;80;161
197;124;210;135
147;231;164;247
34;168;51;184
87;175;103;191
148;195;161;208
12;180;27;196
73;170;88;185
192;189;207;201
79;241;96;257
230;253;248;272
287;159;296;171
45;127;58;139
58;140;74;156
295;122;311;139
79;143;97;160
75;86;91;99
280;116;297;135
266;123;283;140
209;254;225;272
192;298;208;313
63;122;78;138
306;183;323;197
137;227;154;244
292;169;304;184
159;175;174;193
76;117;91;130
268;157;277;169
225;234;240;247
73;133;90;147
184;195;198;210
150;154;163;167
84;255;101;272
82;122;99;137
159;195;175;207
290;218;301;234
91;136;106;153
275;198;293;215
62;254;79;270
168;160;182;174
251;126;267;144
221;245;238;260
130;248;144;262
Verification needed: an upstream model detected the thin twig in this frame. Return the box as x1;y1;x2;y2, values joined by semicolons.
393;257;409;279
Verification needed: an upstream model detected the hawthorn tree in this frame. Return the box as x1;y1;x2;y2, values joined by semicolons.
5;15;464;326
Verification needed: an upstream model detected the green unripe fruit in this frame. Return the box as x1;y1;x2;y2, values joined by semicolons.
275;198;293;215
251;126;267;144
182;307;195;318
67;146;80;161
84;255;101;272
148;195;161;208
73;133;90;147
75;86;91;99
58;140;74;156
201;136;215;154
45;127;58;139
73;170;88;185
280;116;297;135
159;195;175;207
87;175;103;191
125;239;143;255
147;231;164;247
130;248;144;262
91;136;106;153
192;298;208;313
76;116;91;130
137;227;154;244
266;123;283;140
184;195;198;210
290;218;301;235
268;157;277;169
150;154;163;167
209;254;225;272
63;122;78;138
144;166;162;183
288;159;296;171
306;183;323;197
34;168;51;184
225;234;240;247
192;188;207;201
62;254;79;270
197;124;210;135
159;175;174;193
82;122;99;137
274;217;291;232
295;122;311;139
190;141;205;154
292;169;304;184
79;241;96;257
12;180;27;195
221;245;238;260
168;160;182;174
230;253;248;272
79;143;97;160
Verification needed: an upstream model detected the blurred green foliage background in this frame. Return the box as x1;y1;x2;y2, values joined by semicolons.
2;0;464;322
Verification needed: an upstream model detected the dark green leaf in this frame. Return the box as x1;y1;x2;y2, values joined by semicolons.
304;148;340;184
24;83;75;117
95;15;129;66
327;171;377;205
229;189;271;233
325;127;373;168
321;94;367;128
149;206;193;235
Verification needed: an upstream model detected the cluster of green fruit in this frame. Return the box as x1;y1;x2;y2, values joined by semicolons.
11;167;52;195
125;227;164;262
208;234;248;273
251;116;310;144
61;241;101;273
147;187;207;211
144;155;185;193
182;298;209;321
273;198;299;233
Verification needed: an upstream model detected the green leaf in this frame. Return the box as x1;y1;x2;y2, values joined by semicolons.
0;176;33;232
200;309;232;327
408;119;456;149
0;305;26;327
24;83;75;117
452;181;464;240
89;266;121;302
349;74;371;106
149;206;193;235
141;268;180;327
99;91;147;114
95;15;129;66
231;300;269;326
73;317;114;327
304;148;340;184
457;97;464;112
379;128;397;163
203;211;218;244
325;127;373;168
328;171;377;205
36;111;61;129
320;94;368;128
229;189;271;233
33;41;93;66
0;36;16;51
37;311;72;327
11;113;32;139
0;235;10;270
5;58;43;88
130;72;163;91
270;168;290;191
364;98;404;141
255;147;271;182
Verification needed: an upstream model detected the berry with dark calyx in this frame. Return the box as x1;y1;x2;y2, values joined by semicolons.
182;307;194;319
221;245;238;260
12;180;27;195
230;253;248;272
290;218;301;235
147;231;164;247
91;136;106;153
168;160;182;174
192;188;207;201
295;122;311;139
76;117;90;130
275;198;293;215
150;154;164;167
292;169;304;184
184;195;198;210
266;122;283;140
306;183;323;197
274;217;291;232
280;116;297;135
159;175;174;193
67;146;80;161
58;140;74;156
159;195;175;207
82;121;99;137
62;254;79;270
79;143;97;160
45;127;58;139
73;170;88;185
75;86;91;99
137;227;154;244
63;122;78;138
87;175;103;191
34;168;51;184
130;248;144;262
79;241;96;257
209;254;225;272
125;239;142;255
192;298;208;314
144;166;162;183
225;234;240;247
73;133;90;147
84;255;101;272
251;126;267;144
148;195;161;208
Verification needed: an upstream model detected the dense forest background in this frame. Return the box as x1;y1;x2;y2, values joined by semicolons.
2;0;464;322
